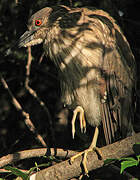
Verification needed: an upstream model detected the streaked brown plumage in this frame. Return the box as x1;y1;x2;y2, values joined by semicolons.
19;5;136;174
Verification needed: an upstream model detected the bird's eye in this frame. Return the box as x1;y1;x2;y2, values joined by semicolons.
35;19;42;26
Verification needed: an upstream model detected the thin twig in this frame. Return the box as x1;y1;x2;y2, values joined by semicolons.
0;74;47;147
39;52;45;64
25;47;32;88
25;47;55;146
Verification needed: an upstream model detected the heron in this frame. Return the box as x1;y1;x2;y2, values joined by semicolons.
19;5;136;175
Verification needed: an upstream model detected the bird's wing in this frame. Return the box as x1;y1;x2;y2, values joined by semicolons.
47;6;136;145
89;9;136;144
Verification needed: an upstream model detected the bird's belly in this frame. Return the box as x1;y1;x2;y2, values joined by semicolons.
61;81;102;127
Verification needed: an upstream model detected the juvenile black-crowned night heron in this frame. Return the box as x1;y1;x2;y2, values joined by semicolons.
19;5;136;175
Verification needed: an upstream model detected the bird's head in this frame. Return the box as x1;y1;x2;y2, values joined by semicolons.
18;6;70;48
18;7;53;48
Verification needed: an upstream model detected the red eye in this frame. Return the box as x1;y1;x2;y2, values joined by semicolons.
35;19;42;26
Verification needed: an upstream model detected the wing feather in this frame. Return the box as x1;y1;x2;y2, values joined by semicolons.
47;7;136;145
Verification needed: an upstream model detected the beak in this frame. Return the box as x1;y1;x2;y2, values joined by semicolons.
18;30;35;48
5;30;36;56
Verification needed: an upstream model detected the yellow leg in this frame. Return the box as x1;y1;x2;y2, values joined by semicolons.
71;106;86;139
70;127;102;175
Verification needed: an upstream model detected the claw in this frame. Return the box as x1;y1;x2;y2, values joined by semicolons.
72;124;75;139
72;109;76;139
71;106;86;139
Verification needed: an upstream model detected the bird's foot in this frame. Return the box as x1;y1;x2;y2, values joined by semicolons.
72;106;86;139
70;127;102;176
70;146;102;176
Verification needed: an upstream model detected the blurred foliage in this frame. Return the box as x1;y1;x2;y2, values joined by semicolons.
0;0;140;179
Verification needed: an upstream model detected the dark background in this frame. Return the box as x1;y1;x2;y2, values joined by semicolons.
0;0;140;179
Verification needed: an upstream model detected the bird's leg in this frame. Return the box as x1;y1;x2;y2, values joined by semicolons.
70;127;102;176
71;106;86;139
82;127;102;175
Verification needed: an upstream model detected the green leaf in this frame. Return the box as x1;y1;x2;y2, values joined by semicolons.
120;159;139;174
4;166;29;180
74;1;82;7
104;158;118;165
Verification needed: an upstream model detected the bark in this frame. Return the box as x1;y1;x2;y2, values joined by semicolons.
30;133;140;180
0;148;77;168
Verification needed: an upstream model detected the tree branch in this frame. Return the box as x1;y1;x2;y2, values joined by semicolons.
24;47;55;146
0;148;77;168
30;133;140;180
0;74;47;147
